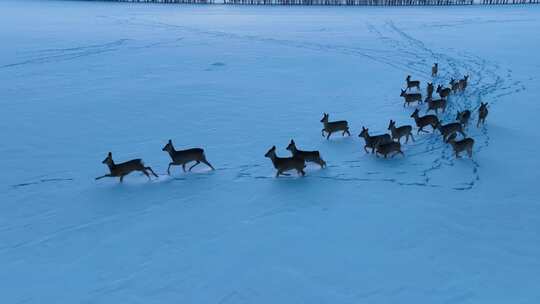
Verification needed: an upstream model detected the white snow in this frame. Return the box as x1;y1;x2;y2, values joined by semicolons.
1;1;540;303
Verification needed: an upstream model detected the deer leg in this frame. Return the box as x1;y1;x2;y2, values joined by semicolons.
201;159;215;170
410;133;415;142
326;132;332;140
189;161;201;171
364;145;370;153
321;129;326;137
145;167;158;178
318;159;326;168
95;174;111;180
167;163;174;175
298;168;305;176
345;129;351;136
141;169;151;180
459;130;467;138
119;175;125;183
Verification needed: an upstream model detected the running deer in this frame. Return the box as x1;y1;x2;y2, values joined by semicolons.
436;121;467;142
286;139;326;168
376;141;404;158
162;140;214;174
320;113;350;139
265;145;306;177
95;152;158;183
432;63;438;77
427;82;434;100
456;110;471;127
411;108;439;134
446;133;474;158
405;75;420;91
426;97;447;114
359;126;392;154
477;102;489;127
437;85;452;99
400;89;422;107
388;119;414;143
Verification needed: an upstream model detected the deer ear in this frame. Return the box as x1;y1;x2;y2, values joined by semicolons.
168;139;172;143
108;152;112;157
290;139;295;144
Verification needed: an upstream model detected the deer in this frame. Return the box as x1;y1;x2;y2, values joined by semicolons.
359;126;392;154
437;85;452;99
400;89;422;107
411;108;439;134
95;152;158;183
450;78;460;93
432;63;438;77
265;146;306;177
459;75;469;91
427;82;434;100
388;119;414;143
320;113;350;140
405;75;420;91
162;139;214;174
436;121;467;142
286;139;326;168
376;141;404;158
477;102;489;127
446;133;474;158
456;110;471;128
425;97;447;114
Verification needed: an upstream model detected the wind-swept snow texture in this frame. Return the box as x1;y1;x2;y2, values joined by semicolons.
1;1;540;303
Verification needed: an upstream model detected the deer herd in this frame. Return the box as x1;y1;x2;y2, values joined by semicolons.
97;63;490;181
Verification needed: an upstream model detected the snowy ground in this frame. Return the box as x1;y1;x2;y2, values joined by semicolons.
1;1;540;303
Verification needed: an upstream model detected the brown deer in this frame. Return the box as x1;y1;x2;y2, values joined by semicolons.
436;85;451;99
359;126;392;154
427;82;434;100
376;141;404;158
400;89;422;107
426;97;447;114
405;75;420;91
456;110;471;127
436;121;467;142
96;152;158;183
320;113;350;140
450;78;460;93
459;75;469;91
446;133;474;158
477;102;489;127
411;109;439;134
265;146;306;177
432;63;438;77
162;140;214;174
286;139;326;168
388;119;414;143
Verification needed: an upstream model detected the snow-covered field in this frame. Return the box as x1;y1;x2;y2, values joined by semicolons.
1;1;540;303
